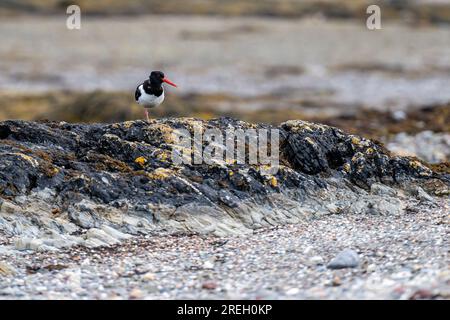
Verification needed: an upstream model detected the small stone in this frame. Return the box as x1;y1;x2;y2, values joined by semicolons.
101;177;110;184
309;256;324;265
134;156;147;166
203;260;214;270
142;272;156;281
332;276;342;286
326;203;339;214
409;289;434;300
0;262;17;276
129;288;143;299
366;264;376;273
286;288;300;295
202;281;218;290
327;249;360;269
303;246;314;255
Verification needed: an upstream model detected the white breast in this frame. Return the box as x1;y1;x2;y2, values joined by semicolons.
137;85;165;108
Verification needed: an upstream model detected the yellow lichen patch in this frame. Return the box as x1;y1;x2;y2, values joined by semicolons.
123;121;135;129
152;124;175;144
365;148;374;155
343;163;351;173
305;137;316;146
157;151;170;162
283;120;314;133
313;123;328;133
229;171;234;176
300;125;314;133
351;152;364;163
270;176;278;188
261;164;273;171
134;156;147;167
93;154;132;173
225;158;236;165
351;136;361;145
148;168;174;180
11;153;39;167
172;146;194;163
409;160;430;172
45;166;60;177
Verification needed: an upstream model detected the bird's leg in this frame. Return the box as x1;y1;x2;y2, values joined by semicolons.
145;109;150;122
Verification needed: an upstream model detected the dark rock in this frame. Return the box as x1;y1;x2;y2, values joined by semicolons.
0;118;448;242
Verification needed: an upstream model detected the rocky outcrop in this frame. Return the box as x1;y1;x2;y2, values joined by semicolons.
0;118;448;251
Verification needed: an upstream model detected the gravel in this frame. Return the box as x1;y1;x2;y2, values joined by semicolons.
0;202;448;300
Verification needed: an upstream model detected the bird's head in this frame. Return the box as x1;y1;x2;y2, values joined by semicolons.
149;71;177;88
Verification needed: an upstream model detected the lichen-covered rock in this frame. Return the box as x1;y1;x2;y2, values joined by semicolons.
0;118;448;250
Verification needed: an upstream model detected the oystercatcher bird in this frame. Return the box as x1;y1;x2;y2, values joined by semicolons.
135;71;178;121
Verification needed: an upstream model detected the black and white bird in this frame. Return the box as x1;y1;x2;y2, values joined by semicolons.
135;71;178;121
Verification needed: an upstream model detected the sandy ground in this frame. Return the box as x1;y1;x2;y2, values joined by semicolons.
0;200;448;300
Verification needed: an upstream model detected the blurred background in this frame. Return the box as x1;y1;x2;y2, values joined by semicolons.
0;0;449;165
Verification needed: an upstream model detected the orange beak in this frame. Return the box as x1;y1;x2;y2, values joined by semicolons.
162;77;177;88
